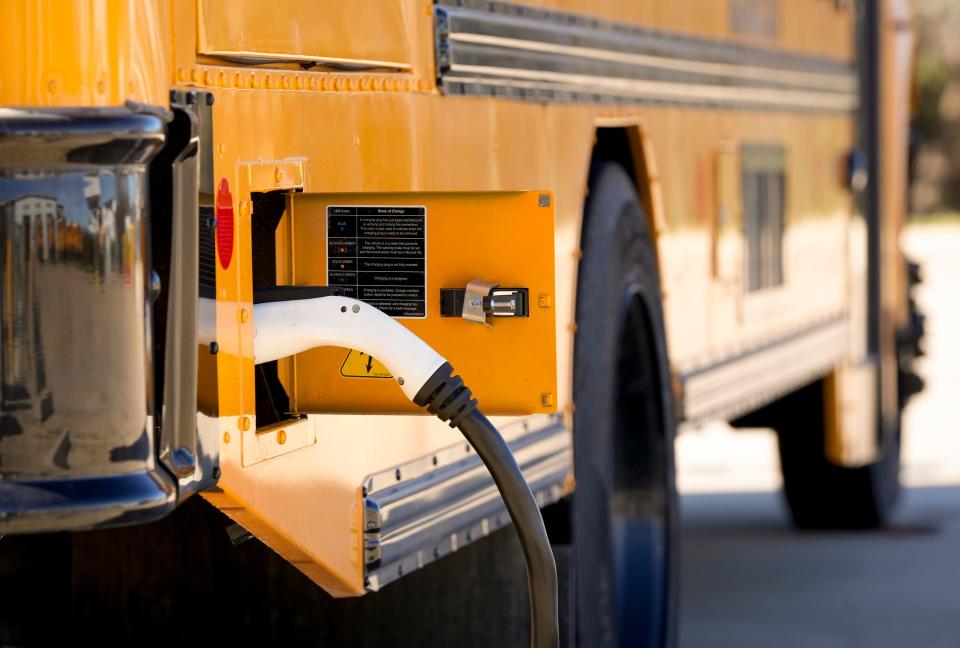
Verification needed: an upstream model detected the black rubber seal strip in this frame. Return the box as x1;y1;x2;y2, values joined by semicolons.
253;285;343;304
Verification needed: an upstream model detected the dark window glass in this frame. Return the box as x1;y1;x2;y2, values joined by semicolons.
741;144;785;291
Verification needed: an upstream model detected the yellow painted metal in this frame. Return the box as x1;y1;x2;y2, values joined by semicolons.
0;0;855;110
0;0;170;108
518;0;855;60
824;363;880;467
206;410;559;597
0;0;893;594
196;79;858;591
712;141;740;284
197;0;412;70
278;191;557;416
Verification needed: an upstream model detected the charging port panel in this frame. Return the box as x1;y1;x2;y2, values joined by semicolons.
273;191;557;416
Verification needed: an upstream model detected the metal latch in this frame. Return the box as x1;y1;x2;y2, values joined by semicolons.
363;498;382;567
440;279;529;323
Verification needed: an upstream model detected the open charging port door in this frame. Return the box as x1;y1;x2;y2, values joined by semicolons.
272;191;557;416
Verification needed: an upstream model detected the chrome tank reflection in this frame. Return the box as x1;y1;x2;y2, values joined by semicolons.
0;108;174;531
0;171;150;475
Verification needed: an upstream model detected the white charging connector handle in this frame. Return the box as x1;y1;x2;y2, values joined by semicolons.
251;296;446;402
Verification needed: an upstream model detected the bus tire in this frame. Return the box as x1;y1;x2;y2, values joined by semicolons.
566;161;678;647
773;379;900;529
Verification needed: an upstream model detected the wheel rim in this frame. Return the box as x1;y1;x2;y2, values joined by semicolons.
611;287;670;647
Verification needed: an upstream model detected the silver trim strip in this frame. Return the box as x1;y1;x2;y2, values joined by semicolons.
448;33;857;94
444;69;857;112
680;315;849;422
364;420;571;591
436;2;858;112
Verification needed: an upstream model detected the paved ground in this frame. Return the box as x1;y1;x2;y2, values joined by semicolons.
676;223;960;647
679;487;960;648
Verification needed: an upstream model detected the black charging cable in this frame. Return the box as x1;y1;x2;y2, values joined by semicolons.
415;363;559;648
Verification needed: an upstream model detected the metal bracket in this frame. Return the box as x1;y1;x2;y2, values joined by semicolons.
158;89;219;501
442;279;530;322
462;278;498;324
362;418;570;591
363;499;382;566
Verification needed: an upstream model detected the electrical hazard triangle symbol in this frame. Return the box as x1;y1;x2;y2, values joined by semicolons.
340;349;393;379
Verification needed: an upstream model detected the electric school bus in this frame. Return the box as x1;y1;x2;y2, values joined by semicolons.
0;1;922;646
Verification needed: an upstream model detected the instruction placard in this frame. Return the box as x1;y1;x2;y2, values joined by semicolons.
327;205;426;318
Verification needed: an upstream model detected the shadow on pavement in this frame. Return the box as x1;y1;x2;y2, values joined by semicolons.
679;485;960;648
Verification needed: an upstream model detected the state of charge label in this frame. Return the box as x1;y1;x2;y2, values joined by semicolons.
327;205;427;318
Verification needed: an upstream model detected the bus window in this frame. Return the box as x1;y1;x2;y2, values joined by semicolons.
741;144;786;291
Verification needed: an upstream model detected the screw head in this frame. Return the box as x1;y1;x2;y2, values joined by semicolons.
352;304;360;313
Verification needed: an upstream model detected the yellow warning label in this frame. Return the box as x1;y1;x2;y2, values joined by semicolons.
340;349;393;379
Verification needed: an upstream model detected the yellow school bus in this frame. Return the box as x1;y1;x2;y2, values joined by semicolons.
0;0;922;645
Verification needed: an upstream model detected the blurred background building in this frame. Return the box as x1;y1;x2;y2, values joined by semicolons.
911;0;960;215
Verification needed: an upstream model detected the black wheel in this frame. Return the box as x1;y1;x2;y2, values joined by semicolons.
771;379;900;529
565;161;678;647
